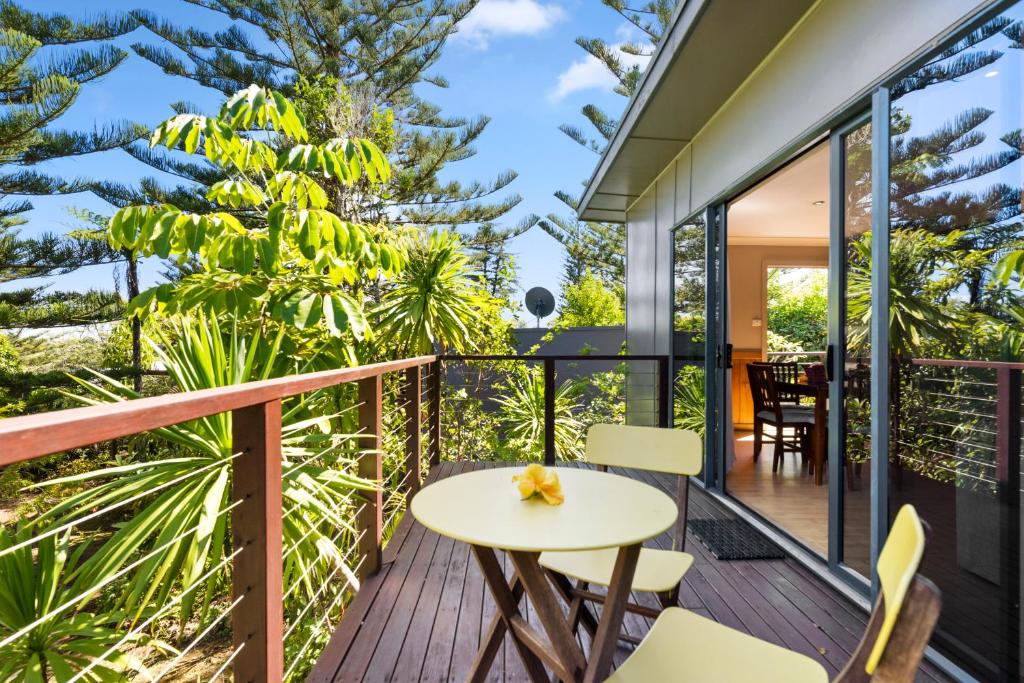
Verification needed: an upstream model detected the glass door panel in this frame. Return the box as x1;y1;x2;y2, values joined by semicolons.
834;120;873;577
672;216;707;483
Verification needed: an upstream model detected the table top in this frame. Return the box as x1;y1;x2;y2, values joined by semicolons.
410;467;677;552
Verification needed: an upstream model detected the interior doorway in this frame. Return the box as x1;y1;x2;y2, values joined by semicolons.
721;141;837;558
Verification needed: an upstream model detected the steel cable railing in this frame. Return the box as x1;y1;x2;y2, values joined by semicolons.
0;355;438;683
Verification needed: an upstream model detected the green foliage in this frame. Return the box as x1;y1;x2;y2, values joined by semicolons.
495;368;584;461
100;319;156;370
847;230;966;358
39;315;374;628
122;1;521;231
555;271;624;327
766;268;828;351
0;332;21;375
0;527;158;682
107;86;403;349
0;17;137;334
538;204;625;286
375;230;489;356
542;0;674;285
673;366;705;439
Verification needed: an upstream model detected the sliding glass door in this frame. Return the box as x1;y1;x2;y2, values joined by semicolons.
828;117;873;579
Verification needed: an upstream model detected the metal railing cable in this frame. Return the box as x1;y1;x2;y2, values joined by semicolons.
150;594;244;682
66;546;245;683
0;452;242;560
0;496;244;651
207;642;245;682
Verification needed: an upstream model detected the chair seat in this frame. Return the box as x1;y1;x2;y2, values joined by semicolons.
607;607;829;682
756;408;817;424
538;547;693;593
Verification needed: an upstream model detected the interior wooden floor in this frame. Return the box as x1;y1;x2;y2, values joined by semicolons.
310;461;948;682
725;431;872;576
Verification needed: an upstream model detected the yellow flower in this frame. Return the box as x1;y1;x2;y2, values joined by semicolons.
512;464;564;505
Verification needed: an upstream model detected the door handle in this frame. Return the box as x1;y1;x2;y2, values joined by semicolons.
826;344;835;382
726;344;734;369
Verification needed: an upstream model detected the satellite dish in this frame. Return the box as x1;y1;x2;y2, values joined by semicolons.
524;287;555;327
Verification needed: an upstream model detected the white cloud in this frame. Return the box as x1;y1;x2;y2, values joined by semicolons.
456;0;565;49
549;44;648;102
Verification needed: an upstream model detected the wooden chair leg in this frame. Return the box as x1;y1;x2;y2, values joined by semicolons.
546;570;599;640
772;425;783;472
658;584;679;610
566;580;589;636
753;419;763;461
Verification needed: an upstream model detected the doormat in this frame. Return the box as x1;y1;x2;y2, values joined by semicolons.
688;519;786;561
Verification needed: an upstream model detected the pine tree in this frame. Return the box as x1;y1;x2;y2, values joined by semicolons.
539;0;674;286
104;0;522;242
0;5;143;333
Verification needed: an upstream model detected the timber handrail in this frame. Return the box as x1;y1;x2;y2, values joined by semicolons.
0;353;439;683
0;355;435;466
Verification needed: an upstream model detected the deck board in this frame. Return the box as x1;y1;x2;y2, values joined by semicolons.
312;461;952;682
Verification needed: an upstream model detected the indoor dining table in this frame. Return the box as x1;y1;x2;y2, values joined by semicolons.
410;466;677;683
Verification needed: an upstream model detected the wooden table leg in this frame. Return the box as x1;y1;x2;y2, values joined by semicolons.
583;543;641;683
470;546;549;683
814;389;827;486
509;551;587;678
470;574;523;683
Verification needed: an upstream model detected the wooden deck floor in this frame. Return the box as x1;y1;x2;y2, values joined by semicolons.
309;462;951;682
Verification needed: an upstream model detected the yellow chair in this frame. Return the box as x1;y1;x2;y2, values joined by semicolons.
607;505;942;682
539;423;702;642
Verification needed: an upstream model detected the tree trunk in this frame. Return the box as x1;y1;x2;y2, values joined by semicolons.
124;249;142;393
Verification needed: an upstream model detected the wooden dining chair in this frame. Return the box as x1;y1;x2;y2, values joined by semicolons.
748;363;816;472
606;504;942;682
538;423;702;644
768;361;803;405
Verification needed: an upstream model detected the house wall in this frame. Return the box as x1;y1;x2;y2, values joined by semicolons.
624;0;990;385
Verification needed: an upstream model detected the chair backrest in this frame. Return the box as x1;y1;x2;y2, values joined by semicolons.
770;361;800;383
868;504;926;672
747;363;780;416
805;362;827;388
769;361;803;403
585;423;702;476
836;504;941;682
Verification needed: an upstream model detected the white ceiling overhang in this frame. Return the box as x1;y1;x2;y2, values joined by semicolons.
577;0;818;223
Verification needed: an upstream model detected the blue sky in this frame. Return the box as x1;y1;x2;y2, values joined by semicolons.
11;0;645;321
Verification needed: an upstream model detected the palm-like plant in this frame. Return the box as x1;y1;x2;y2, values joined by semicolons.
0;527;157;682
673;367;705;439
375;230;486;355
847;229;962;357
33;315;373;628
495;368;584;460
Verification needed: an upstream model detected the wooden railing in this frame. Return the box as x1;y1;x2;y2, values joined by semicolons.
0;355;439;683
0;351;682;681
901;358;1022;680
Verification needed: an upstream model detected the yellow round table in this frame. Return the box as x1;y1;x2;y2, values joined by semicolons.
411;466;677;683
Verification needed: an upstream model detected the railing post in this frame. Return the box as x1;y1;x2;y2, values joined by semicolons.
357;375;383;580
231;400;284;683
997;366;1021;680
428;360;442;465
657;356;670;428
544;358;556;465
404;365;422;497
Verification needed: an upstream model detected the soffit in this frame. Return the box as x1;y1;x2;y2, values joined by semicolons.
579;0;817;223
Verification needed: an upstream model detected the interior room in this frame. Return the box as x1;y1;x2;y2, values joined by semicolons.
722;140;869;561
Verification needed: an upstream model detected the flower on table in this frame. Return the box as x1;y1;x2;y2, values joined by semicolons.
512;464;564;505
